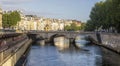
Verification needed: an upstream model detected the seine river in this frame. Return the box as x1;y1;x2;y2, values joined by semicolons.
25;39;120;66
26;44;103;66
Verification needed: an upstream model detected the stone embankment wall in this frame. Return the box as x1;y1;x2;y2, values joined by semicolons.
0;33;32;66
90;33;120;53
100;33;120;53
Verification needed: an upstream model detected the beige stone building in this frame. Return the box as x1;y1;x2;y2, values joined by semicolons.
14;11;82;31
72;20;82;27
0;7;2;29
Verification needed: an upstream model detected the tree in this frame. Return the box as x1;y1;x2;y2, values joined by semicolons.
109;0;120;32
70;23;78;31
2;14;9;28
64;23;81;31
64;25;71;31
85;20;95;31
85;0;120;32
79;23;85;30
2;11;21;28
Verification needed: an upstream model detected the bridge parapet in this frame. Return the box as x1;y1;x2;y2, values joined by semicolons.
28;31;95;39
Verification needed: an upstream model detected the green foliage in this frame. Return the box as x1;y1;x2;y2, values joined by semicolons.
85;0;120;32
70;23;78;31
2;11;21;28
2;14;9;27
64;25;71;31
65;23;83;31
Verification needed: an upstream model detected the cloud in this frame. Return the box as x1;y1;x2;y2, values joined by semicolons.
0;0;32;5
23;10;62;16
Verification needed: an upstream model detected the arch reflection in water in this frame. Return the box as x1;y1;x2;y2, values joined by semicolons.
75;35;90;48
54;35;69;50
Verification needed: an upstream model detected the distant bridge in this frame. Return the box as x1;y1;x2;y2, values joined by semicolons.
27;31;97;39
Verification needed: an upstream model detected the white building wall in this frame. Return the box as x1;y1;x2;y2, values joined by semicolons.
34;21;37;30
59;23;64;30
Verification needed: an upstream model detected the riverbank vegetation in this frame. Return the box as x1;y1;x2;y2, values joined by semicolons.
85;0;120;33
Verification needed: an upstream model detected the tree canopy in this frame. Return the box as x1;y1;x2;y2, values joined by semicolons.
85;0;120;32
2;11;21;28
64;23;84;31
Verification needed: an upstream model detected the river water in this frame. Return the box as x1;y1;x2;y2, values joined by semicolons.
25;37;120;66
26;45;104;66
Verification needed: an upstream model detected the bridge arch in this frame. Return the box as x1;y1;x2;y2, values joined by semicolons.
28;31;98;44
49;34;67;45
49;34;58;44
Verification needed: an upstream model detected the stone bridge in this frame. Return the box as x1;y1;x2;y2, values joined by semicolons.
27;31;120;53
27;31;97;40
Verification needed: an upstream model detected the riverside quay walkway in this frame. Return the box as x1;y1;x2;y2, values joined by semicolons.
0;32;32;66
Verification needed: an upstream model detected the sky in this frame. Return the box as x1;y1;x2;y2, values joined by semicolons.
0;0;102;22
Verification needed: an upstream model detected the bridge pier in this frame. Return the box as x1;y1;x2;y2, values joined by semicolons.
69;38;75;48
69;38;74;44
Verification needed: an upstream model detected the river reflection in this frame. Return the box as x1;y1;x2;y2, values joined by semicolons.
26;45;102;66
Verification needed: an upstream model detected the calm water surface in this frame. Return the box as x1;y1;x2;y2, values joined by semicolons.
26;45;102;66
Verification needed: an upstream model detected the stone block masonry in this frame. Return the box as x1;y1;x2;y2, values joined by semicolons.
100;33;120;53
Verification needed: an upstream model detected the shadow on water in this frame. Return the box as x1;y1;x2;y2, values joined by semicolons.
101;47;120;66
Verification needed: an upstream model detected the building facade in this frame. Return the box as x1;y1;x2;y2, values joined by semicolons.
15;11;82;31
